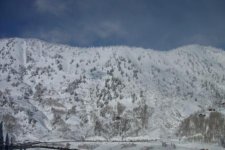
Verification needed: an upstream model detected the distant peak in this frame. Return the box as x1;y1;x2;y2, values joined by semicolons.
170;44;224;54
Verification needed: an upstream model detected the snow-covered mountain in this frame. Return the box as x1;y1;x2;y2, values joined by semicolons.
1;38;225;142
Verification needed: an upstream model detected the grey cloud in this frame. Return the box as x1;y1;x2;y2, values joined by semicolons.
23;20;128;46
34;0;69;15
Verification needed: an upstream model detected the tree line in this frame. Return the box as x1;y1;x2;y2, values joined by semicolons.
0;122;78;150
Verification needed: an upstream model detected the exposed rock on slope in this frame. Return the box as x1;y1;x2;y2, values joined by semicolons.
0;38;225;141
177;111;225;143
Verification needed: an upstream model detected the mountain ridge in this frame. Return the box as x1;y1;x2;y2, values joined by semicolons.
1;37;224;53
0;38;225;142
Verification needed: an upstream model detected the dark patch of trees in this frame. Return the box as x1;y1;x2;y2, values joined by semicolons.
0;122;13;150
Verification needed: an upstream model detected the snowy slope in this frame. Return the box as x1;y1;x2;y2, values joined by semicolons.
0;38;225;142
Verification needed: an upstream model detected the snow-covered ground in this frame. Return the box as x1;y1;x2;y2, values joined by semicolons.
83;142;222;150
31;141;223;150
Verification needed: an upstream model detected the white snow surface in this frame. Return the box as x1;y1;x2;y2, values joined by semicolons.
0;38;225;144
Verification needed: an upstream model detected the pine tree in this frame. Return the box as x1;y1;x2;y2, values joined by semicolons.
0;122;3;150
9;137;13;150
5;133;9;150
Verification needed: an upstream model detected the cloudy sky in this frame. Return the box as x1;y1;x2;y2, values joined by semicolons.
0;0;225;50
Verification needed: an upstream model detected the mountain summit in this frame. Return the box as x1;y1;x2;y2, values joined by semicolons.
1;38;225;142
